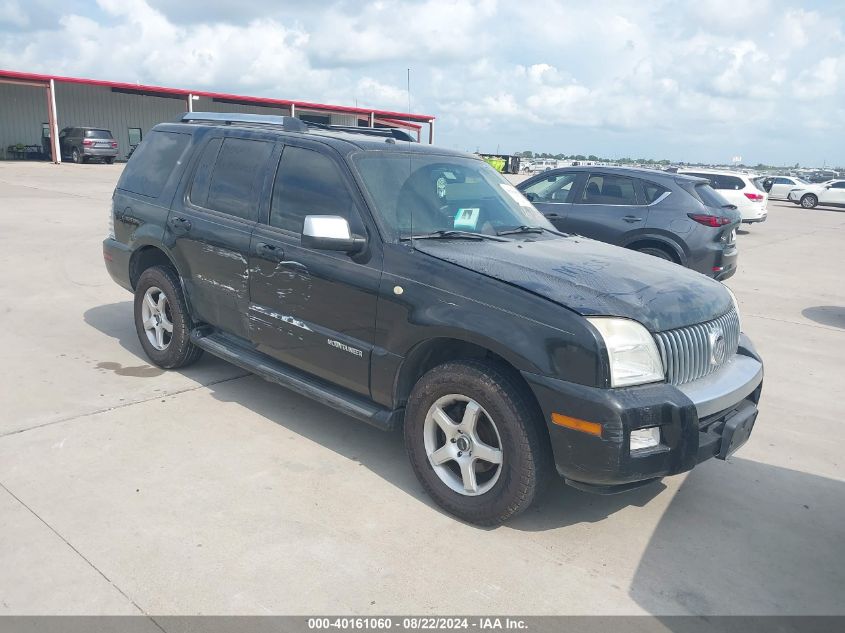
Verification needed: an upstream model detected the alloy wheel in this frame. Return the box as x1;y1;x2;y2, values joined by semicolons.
423;394;504;496
141;286;173;351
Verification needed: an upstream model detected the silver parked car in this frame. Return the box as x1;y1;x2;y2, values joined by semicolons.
58;127;119;164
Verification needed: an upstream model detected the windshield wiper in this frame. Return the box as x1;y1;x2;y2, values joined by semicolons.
403;230;510;242
496;225;571;237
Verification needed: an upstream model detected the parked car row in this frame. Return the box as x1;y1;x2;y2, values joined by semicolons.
102;112;764;525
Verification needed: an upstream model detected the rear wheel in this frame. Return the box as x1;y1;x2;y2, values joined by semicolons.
636;245;675;262
404;360;552;525
72;148;82;164
801;194;818;209
104;157;114;165
133;265;203;369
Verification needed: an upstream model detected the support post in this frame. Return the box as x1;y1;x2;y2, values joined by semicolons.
187;93;193;112
370;112;375;128
428;121;434;145
290;103;296;118
47;79;60;164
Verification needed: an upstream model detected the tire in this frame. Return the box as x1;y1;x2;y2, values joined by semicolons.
104;157;114;165
133;265;203;369
404;359;552;526
801;194;818;209
72;148;82;164
636;246;675;262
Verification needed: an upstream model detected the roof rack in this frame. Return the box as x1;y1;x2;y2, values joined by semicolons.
178;111;416;142
179;112;308;132
304;122;416;142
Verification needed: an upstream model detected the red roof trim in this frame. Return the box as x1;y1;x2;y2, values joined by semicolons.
0;69;435;123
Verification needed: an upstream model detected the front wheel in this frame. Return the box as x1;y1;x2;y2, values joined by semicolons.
404;360;552;525
72;148;82;164
133;265;203;369
801;194;818;209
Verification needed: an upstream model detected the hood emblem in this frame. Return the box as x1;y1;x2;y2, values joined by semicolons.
709;328;727;366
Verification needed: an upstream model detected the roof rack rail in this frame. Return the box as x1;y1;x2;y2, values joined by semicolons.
179;112;308;132
304;122;416;142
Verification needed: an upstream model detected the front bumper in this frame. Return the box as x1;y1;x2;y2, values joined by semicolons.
523;334;763;493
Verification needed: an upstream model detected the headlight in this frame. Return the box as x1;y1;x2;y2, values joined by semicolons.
724;285;742;332
588;317;665;387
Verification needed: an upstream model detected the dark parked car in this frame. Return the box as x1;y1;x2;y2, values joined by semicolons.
59;126;118;163
517;167;742;279
103;112;763;525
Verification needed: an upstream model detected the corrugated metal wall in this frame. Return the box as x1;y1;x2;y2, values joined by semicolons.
54;83;186;160
0;83;49;159
194;97;290;117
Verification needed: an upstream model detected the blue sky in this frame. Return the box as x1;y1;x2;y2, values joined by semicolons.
1;0;843;166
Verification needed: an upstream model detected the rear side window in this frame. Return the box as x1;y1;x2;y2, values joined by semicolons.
85;129;113;139
581;174;638;205
270;146;356;234
190;137;274;220
681;181;730;209
642;182;669;204
118;130;190;199
686;173;745;190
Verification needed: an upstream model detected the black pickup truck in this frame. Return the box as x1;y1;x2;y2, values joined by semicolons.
103;112;763;525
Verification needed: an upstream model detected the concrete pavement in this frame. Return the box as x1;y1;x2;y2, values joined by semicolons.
0;162;843;616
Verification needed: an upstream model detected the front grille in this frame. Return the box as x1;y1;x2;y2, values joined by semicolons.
653;309;740;385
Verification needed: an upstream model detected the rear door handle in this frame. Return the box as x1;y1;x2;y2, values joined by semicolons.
544;212;562;219
622;215;643;223
256;242;285;262
169;217;192;231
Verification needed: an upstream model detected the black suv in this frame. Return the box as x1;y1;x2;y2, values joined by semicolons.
518;166;741;279
103;112;763;525
59;126;119;163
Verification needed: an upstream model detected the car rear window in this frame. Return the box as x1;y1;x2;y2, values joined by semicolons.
683;172;746;190
118;130;191;199
85;129;113;139
678;179;730;209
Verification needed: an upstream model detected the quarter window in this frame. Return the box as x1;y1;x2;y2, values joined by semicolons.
118;130;190;199
642;182;669;204
270;146;357;234
581;174;638;205
521;172;578;202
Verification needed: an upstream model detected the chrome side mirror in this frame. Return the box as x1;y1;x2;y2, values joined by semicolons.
301;215;366;253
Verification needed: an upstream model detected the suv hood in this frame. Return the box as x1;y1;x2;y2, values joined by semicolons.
415;236;732;332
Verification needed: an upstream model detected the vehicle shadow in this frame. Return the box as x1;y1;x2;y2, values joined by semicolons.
629;458;845;616
802;305;845;329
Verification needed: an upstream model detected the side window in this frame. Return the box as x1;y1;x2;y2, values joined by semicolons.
774;178;790;185
194;137;273;220
118;130;191;199
832;182;845;189
270;146;357;234
581;174;638;205
521;172;578;202
189;138;223;208
642;182;669;204
711;175;744;190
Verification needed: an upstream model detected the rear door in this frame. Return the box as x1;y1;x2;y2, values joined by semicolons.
167;132;275;339
820;181;845;205
518;171;582;229
769;177;794;199
248;141;382;397
564;172;647;243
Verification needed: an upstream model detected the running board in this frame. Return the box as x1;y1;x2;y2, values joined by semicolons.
190;329;402;431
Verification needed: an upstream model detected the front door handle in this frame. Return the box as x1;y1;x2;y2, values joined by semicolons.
256;242;285;262
544;212;563;219
169;217;192;231
622;215;643;223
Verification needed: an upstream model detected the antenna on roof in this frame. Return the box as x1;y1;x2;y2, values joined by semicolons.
408;68;415;252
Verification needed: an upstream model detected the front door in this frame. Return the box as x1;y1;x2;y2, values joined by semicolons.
166;133;275;339
565;172;648;244
519;171;582;230
248;142;382;397
820;181;845;205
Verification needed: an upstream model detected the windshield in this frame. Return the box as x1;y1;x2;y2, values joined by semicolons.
352;153;554;239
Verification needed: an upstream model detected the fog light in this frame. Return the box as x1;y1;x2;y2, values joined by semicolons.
630;427;661;451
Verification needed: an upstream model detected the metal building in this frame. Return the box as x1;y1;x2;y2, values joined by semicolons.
0;69;436;163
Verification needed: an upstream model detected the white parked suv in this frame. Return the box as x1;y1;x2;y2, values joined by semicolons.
786;179;845;209
677;169;768;224
765;175;812;200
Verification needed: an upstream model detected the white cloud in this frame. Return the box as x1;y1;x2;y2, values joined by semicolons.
0;0;28;27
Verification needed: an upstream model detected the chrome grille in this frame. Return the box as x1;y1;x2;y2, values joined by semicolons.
653;309;740;385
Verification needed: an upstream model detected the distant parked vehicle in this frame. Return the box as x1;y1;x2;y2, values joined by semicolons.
759;175;811;200
517;166;742;279
786;179;845;209
58;127;118;164
677;169;767;224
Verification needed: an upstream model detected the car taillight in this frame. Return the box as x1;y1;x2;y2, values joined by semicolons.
688;213;731;228
744;192;764;201
82;139;93;146
111;141;118;148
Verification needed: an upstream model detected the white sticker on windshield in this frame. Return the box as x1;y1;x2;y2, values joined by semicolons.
499;183;534;208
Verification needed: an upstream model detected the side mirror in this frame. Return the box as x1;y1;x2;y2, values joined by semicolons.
524;192;538;202
301;215;366;253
